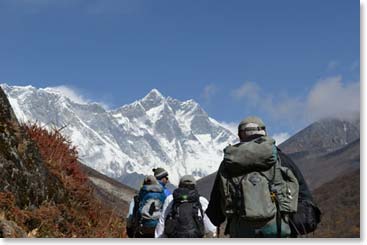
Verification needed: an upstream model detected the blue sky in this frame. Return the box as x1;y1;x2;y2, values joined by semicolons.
0;0;360;142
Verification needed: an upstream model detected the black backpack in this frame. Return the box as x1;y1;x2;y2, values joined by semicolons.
164;188;205;238
126;195;141;238
277;150;321;236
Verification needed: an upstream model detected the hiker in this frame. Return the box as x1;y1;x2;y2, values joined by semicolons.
126;175;167;238
155;175;217;238
206;116;320;238
153;167;171;197
126;167;171;237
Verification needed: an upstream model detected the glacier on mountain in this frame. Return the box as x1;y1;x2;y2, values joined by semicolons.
1;84;237;187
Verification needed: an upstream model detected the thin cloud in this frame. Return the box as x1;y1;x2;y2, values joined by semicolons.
48;85;90;104
202;84;218;103
232;81;260;102
231;81;303;123
48;85;110;109
306;76;360;121
232;76;360;127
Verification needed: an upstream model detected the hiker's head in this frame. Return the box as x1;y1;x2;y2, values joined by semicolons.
153;167;169;184
179;175;197;190
143;175;158;185
238;116;267;141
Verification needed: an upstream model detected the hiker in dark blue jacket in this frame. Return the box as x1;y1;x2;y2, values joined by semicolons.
153;167;171;197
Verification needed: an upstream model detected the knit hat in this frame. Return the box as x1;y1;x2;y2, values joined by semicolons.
179;175;197;187
238;116;266;136
152;167;169;180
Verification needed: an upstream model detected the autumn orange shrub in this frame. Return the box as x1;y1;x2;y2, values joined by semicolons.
0;192;30;229
25;123;87;187
1;123;128;238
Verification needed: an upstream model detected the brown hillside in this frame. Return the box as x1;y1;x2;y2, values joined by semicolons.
295;139;360;190
79;162;136;217
312;169;360;238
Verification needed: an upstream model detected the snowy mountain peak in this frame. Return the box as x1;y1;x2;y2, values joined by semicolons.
3;84;238;188
145;88;164;99
1;83;35;91
140;89;165;111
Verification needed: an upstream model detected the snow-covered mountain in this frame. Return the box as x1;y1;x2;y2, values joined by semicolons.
1;84;237;187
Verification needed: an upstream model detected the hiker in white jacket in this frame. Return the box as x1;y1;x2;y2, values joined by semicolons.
155;175;217;238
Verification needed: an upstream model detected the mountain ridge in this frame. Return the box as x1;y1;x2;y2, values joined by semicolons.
2;84;237;188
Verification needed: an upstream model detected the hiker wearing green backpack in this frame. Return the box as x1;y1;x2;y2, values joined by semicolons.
206;116;320;238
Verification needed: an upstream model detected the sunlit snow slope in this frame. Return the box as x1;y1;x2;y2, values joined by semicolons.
2;84;237;187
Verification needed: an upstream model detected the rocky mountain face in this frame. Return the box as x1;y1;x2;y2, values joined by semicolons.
279;118;359;160
278;118;360;190
2;84;237;188
0;87;66;210
0;87;65;237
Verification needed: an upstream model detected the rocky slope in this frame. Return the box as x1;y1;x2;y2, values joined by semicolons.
279;118;359;160
78;162;136;217
291;138;360;189
0;86;131;237
0;88;66;210
278;118;360;190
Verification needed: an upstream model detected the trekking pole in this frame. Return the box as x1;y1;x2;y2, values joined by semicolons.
216;225;220;238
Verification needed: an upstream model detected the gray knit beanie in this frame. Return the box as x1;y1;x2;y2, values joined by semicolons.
152;167;169;180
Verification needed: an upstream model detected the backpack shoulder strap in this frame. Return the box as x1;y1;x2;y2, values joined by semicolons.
195;197;204;218
193;197;205;237
168;199;179;219
131;195;141;237
132;195;140;218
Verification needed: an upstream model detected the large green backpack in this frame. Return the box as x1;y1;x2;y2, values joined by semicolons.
219;136;299;237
